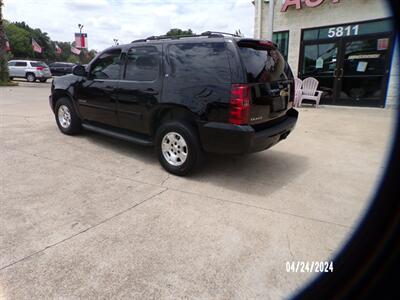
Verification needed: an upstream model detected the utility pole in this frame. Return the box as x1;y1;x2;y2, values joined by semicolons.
78;23;84;38
77;24;84;63
0;0;10;82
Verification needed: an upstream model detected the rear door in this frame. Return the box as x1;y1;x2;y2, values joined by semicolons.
116;44;162;134
237;40;294;125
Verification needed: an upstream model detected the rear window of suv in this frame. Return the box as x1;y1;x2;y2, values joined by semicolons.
167;42;231;83
238;42;287;83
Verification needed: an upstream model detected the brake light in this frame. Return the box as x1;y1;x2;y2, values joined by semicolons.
229;84;251;125
259;40;275;48
36;66;44;71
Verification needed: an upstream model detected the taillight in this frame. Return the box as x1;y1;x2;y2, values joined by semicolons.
229;84;251;125
36;66;44;71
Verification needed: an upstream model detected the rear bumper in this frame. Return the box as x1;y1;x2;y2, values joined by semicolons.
35;71;52;79
198;109;299;154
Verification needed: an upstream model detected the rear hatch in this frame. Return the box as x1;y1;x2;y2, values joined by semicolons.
236;39;294;126
31;61;52;76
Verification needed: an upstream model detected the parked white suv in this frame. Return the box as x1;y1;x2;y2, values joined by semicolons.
8;60;52;82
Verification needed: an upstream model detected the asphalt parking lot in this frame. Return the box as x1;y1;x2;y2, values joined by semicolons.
0;82;395;299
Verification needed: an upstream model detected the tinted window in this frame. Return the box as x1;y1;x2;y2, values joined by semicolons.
90;49;121;80
273;31;289;61
124;46;159;81
31;62;48;67
168;42;230;83
238;46;286;82
8;61;16;66
15;62;27;67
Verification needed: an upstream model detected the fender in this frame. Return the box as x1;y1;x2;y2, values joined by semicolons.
51;75;84;118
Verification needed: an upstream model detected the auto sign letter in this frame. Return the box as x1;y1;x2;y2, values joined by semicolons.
281;0;340;12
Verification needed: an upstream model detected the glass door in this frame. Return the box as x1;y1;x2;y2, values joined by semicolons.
300;41;340;105
335;34;392;107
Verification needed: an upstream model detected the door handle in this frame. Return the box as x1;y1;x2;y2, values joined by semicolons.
145;89;158;95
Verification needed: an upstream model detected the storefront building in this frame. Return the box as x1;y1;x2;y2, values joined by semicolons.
253;0;398;108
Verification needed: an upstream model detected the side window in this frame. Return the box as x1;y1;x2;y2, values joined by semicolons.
90;49;121;80
124;46;159;81
8;61;16;67
167;42;231;84
15;62;27;67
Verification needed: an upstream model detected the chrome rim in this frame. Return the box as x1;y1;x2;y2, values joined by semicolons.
58;105;71;129
27;74;35;82
161;132;188;167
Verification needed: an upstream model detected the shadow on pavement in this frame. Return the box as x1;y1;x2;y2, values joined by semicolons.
80;130;308;196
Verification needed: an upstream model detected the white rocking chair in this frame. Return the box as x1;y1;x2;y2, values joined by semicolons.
298;77;323;108
294;78;303;108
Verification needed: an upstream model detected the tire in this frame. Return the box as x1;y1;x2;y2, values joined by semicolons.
54;97;82;135
9;77;13;81
39;78;47;83
155;121;203;176
26;73;36;82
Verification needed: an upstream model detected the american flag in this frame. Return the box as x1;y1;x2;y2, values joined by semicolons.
75;33;88;49
4;33;11;52
5;40;11;52
55;44;62;54
71;46;81;55
32;38;42;53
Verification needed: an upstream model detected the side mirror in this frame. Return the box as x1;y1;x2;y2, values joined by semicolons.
72;65;87;76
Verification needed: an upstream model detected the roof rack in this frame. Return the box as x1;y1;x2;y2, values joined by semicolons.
200;31;240;37
131;31;240;43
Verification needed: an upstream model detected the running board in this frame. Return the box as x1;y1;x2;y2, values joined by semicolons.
82;123;154;146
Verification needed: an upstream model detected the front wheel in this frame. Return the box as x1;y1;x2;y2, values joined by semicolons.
155;121;203;176
55;97;82;135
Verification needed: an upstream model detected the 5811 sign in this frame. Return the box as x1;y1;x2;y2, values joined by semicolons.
328;24;359;38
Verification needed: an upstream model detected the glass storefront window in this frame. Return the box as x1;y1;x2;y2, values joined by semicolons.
273;31;289;61
302;43;338;77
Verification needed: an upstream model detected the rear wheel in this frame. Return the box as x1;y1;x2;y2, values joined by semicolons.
9;77;13;81
39;78;47;83
155;121;203;176
55;97;82;135
26;73;36;82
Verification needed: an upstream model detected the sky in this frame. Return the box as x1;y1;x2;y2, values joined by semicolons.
3;0;255;51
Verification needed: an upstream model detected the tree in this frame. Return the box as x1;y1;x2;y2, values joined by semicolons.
165;28;194;37
0;0;10;82
5;23;32;58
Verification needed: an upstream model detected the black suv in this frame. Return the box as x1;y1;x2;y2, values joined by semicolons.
50;32;298;175
49;62;76;76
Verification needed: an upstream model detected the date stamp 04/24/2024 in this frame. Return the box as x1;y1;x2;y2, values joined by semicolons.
286;261;334;273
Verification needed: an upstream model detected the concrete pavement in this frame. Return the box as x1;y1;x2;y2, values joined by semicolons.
0;84;396;299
